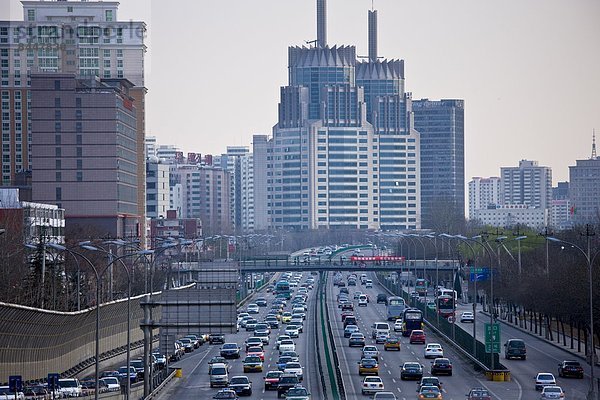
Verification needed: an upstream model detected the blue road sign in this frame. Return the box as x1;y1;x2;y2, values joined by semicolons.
9;375;22;392
470;268;489;282
48;373;60;390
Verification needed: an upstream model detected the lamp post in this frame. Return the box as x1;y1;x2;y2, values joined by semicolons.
410;234;428;304
547;236;599;400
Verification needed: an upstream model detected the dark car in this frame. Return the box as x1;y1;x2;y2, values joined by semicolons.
418;376;442;391
277;373;300;398
349;333;366;347
256;298;268;307
220;343;241;359
430;358;452;376
558;360;584;378
504;338;526;360
210;333;226;344
466;388;491;400
228;376;252;396
377;294;388;305
343;316;357;328
400;362;424;380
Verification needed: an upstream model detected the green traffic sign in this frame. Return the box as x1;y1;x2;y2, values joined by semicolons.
484;323;501;353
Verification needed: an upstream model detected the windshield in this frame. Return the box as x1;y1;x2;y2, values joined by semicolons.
59;380;77;388
230;377;248;384
287;388;308;395
509;340;525;348
211;367;226;375
405;311;422;320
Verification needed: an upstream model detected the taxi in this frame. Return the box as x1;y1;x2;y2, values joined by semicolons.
281;312;293;324
243;355;264;373
383;337;401;351
358;358;379;375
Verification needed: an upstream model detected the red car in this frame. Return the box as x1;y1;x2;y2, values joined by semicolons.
247;346;265;361
341;311;354;321
263;370;282;390
409;330;426;344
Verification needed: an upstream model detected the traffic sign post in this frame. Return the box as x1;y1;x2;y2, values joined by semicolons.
470;267;489;282
485;322;501;353
48;373;60;400
9;375;22;399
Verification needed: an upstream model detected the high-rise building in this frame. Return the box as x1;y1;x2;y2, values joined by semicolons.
146;156;170;219
240;152;255;232
0;1;147;238
145;135;157;159
30;74;139;237
256;1;420;231
501;160;552;210
413;99;465;229
552;181;569;200
569;135;600;225
468;177;501;219
550;199;572;231
252;135;269;231
215;146;250;232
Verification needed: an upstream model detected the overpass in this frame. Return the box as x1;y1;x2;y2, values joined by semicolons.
237;259;458;273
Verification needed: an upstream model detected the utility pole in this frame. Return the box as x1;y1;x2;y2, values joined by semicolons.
581;224;596;400
540;227;553;275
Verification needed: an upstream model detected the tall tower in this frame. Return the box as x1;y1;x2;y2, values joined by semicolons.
368;10;378;62
592;129;597;160
317;0;327;47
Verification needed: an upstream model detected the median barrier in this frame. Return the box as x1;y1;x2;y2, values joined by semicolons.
486;370;511;382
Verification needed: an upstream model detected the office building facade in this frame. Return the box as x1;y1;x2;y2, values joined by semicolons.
569;158;600;225
30;74;139;237
472;204;548;230
413;99;465;229
146;156;169;219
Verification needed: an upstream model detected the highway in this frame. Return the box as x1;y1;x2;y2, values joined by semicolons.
154;273;323;400
326;272;523;400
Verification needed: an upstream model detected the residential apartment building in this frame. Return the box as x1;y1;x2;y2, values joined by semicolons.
413;99;465;229
500;160;552;210
214;146;251;232
30;74;139;237
569;157;600;225
0;0;147;238
550;199;572;231
468;177;501;219
146;156;169;219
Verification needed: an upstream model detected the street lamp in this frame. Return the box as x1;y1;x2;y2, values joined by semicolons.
547;236;599;400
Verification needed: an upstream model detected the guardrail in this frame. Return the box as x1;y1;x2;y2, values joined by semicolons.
314;273;330;400
322;273;347;399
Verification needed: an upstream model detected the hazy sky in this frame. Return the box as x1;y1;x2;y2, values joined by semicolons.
4;0;600;185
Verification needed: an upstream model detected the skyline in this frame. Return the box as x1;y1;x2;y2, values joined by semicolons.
3;0;599;185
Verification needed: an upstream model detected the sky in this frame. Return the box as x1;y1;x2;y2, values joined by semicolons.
4;0;600;185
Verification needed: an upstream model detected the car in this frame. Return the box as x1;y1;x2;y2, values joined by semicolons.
540;385;565;399
426;301;436;311
361;376;385;395
153;352;167;369
208;356;229;373
410;330;426;344
373;392;397;400
179;338;195;352
394;319;403;332
504;338;527;360
256;297;268;307
424;343;444;358
349;332;366;347
100;370;120;379
358;295;368;307
266;316;280;329
284;362;304;381
418;376;442;390
228;376;252;396
118;366;138;383
354;291;363;300
344;324;360;338
247;303;260;314
264;370;283;390
282;312;293;323
247;346;265;361
290;317;304;329
184;334;202;348
365;279;373;288
210;363;230;388
286;325;301;337
243;356;263;373
213;389;239;399
341;311;354;321
130;359;145;379
99;377;120;392
417;385;443;399
371;322;390;339
220;343;241;359
279;339;296;353
277;374;300;398
284;385;311;400
343;316;357;328
558;360;584;378
210;333;226;344
400;362;424;380
466;388;491;400
384;337;401;351
254;330;271;344
358;357;379;375
245;318;258;331
377;294;388;304
276;335;291;349
460;311;475;323
245;337;264;351
58;378;82;398
281;351;300;362
277;356;294;371
535;373;556;390
341;302;354;311
375;332;389;344
362;345;379;360
430;358;452;376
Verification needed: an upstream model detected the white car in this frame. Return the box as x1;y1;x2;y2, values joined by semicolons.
540;385;565;399
276;335;291;349
373;392;397;400
424;343;444;358
361;376;385;395
100;377;120;392
279;339;296;354
535;373;557;391
358;295;368;307
283;362;304;381
362;345;379;360
394;319;403;332
247;304;260;314
285;325;300;338
58;379;82;398
460;312;475;323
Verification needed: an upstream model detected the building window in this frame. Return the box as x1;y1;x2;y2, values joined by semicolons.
76;159;82;169
54;80;60;90
76;171;83;181
56;187;62;201
55;147;61;157
54;97;60;107
76;147;82;157
55;134;61;144
75;97;81;108
67;6;73;12
106;10;114;22
56;172;61;182
27;10;35;21
55;160;61;169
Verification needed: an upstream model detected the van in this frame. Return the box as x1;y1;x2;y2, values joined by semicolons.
504;338;526;360
58;378;82;398
209;363;229;387
371;322;390;339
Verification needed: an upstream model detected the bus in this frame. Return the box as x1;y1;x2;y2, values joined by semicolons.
436;295;455;318
415;278;427;296
386;296;406;321
438;288;458;302
402;308;424;336
274;281;291;300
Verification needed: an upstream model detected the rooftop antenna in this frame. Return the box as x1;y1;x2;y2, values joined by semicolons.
368;8;378;62
593;129;597;159
317;0;327;48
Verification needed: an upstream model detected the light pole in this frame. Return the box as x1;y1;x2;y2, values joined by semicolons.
410;234;428;304
547;236;599;400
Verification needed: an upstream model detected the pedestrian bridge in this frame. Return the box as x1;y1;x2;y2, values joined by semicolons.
237;259;458;273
